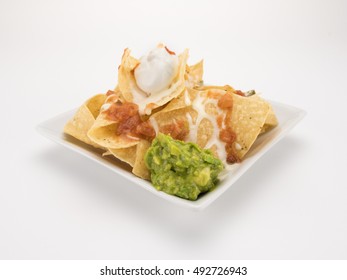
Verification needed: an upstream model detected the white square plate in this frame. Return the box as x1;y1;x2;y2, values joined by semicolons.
37;101;305;210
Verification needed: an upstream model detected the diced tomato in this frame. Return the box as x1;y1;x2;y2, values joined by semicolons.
225;142;240;164
161;120;188;140
117;114;141;135
106;101;157;140
218;93;233;109
227;153;239;164
219;128;236;143
136;121;156;141
107;102;138;122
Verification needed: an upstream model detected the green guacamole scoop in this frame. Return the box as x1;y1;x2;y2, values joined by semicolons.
145;133;224;200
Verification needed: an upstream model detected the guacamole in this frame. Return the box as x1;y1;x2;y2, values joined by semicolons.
145;133;224;200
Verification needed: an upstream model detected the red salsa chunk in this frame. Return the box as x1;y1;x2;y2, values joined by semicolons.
161;119;189;141
218;93;233;109
106;102;155;141
217;93;240;164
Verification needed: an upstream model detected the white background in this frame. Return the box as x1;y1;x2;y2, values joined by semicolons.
1;0;347;259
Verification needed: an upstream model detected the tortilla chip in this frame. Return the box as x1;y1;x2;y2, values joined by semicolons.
118;45;189;115
108;146;137;167
230;94;270;159
261;106;278;133
106;140;151;179
185;60;204;87
117;49;139;102
249;95;278;134
157;89;192;113
64;94;107;149
88;116;139;149
87;91;140;149
132;140;151;179
194;85;235;92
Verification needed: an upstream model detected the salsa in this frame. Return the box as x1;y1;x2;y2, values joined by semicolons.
106;101;155;141
160;119;189;140
217;93;240;164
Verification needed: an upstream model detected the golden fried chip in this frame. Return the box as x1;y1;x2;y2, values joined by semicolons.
87;91;140;149
64;94;107;149
132;140;151;179
230;94;270;159
88;117;139;149
249;95;278;134
261;106;278;133
108;146;137;167
185;60;204;87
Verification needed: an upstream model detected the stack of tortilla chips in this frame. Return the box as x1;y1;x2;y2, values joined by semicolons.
64;46;277;180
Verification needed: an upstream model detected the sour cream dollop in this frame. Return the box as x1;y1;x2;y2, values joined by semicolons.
134;46;179;95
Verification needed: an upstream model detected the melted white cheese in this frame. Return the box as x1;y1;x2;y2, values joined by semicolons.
149;116;159;135
184;89;191;106
185;92;228;164
101;103;111;111
235;142;242;150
